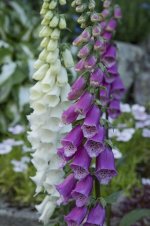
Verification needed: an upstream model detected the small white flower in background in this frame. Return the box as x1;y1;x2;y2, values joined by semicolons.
109;128;120;138
142;128;150;138
120;103;131;113
116;128;135;142
3;139;24;146
8;125;25;135
112;148;122;159
0;143;12;155
22;145;31;153
11;159;28;172
142;178;150;185
132;104;147;121
136;121;146;129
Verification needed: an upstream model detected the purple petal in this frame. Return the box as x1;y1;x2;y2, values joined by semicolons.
68;76;86;100
62;104;79;124
65;206;87;226
75;92;93;116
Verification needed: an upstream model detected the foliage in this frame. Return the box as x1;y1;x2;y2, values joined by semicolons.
0;0;40;134
114;0;150;43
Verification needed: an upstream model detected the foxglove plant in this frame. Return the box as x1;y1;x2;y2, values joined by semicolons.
56;0;125;225
28;0;74;224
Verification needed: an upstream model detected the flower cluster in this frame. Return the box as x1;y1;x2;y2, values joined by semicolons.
56;0;124;225
28;0;74;224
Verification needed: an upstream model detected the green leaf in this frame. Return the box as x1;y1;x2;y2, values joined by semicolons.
119;209;150;226
0;79;12;103
9;2;28;26
105;191;123;204
0;62;16;85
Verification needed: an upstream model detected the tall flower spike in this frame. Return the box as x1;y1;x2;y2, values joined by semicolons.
56;1;124;225
28;0;74;223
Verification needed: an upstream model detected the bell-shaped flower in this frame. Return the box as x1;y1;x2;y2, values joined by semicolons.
114;5;122;19
57;147;72;168
75;92;93;116
82;105;101;138
41;69;56;92
75;59;85;72
99;83;110;106
70;146;91;180
61;125;83;157
78;44;91;58
111;77;125;100
105;63;118;83
108;100;121;119
106;19;117;32
84;126;105;158
32;64;49;81
68;76;86;100
95;147;117;184
64;206;87;226
84;203;105;226
85;55;97;70
71;175;93;207
90;68;104;87
62;49;74;68
57;66;68;86
56;174;77;203
30;82;43;101
62;104;79;124
102;44;117;66
46;48;59;64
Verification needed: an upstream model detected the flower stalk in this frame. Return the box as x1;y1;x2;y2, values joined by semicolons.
28;0;74;224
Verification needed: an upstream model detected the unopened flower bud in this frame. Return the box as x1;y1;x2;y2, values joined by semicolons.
39;49;48;61
51;28;60;40
49;16;59;28
91;12;101;22
76;4;87;13
40;8;47;15
45;11;53;20
75;0;82;5
59;16;67;29
114;5;122;19
46;48;59;64
89;0;96;10
40;37;49;48
39;26;52;37
42;2;49;9
33;64;49;80
49;0;58;10
62;49;74;68
103;0;112;8
47;39;58;51
59;0;66;5
77;15;87;24
92;25;101;37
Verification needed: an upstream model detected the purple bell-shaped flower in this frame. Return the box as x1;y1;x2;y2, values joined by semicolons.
61;125;83;157
95;147;117;184
62;104;79;124
65;206;87;226
71;175;93;207
68;76;86;100
75;92;93;116
70;146;91;180
90;68;104;87
108;99;121;119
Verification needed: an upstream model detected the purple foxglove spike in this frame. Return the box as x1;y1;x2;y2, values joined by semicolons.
81;29;91;42
61;125;83;157
56;174;77;203
94;39;106;51
108;99;121;119
90;68;104;87
62;104;79;124
71;175;93;207
75;92;93;116
85;56;97;70
65;206;87;226
84;126;105;158
103;0;112;8
82;105;101;138
78;44;91;58
95;147;117;184
68;76;86;100
114;5;122;19
111;77;125;100
75;59;85;72
101;9;110;18
106;19;117;32
92;25;101;37
70;146;91;180
102;31;112;41
57;147;72;167
84;203;106;226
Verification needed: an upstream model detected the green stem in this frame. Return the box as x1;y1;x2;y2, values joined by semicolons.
95;177;100;199
106;204;111;226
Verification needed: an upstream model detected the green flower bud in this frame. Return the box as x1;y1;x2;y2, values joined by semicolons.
51;28;60;40
62;49;74;68
46;48;59;64
40;37;49;48
49;16;59;28
71;1;76;7
59;16;66;29
76;4;87;13
39;49;49;61
59;0;66;5
49;0;58;10
41;18;49;25
34;59;44;70
75;0;82;5
39;26;52;37
40;7;47;15
43;2;49;9
47;39;58;51
89;0;96;10
45;11;53;20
